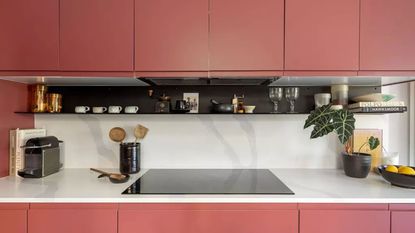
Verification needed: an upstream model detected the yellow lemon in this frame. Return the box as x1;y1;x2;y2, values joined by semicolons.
398;166;415;175
385;165;398;173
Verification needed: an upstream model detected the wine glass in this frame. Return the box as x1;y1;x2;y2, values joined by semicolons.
269;87;283;113
285;87;300;113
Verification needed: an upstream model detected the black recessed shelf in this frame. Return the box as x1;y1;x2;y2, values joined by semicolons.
14;111;406;115
14;112;310;115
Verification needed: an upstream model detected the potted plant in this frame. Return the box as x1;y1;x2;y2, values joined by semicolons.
304;104;380;178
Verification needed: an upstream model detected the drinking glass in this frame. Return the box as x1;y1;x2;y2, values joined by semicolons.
269;87;283;113
285;87;300;113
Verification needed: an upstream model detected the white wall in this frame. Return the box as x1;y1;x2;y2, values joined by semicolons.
35;114;393;169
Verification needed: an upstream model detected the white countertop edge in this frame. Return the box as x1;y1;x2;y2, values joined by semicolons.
1;198;415;204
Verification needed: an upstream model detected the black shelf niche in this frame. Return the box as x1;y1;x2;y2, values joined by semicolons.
33;85;380;114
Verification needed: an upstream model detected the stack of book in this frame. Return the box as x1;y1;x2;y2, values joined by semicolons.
9;128;46;176
348;101;407;113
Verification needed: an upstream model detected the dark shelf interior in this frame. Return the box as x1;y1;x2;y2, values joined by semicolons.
17;85;390;115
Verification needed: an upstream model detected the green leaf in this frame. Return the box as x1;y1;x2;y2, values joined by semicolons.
332;110;356;144
368;136;380;150
304;104;334;129
310;122;335;139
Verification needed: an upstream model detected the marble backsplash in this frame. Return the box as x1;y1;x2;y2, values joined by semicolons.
35;114;397;169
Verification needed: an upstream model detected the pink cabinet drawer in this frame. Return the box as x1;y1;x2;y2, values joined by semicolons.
28;204;117;233
119;204;298;233
300;209;390;233
391;211;415;233
0;204;28;233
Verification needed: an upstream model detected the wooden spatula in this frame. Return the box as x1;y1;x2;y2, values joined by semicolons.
134;124;149;143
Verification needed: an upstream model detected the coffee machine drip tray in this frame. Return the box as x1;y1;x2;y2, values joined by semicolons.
122;169;294;195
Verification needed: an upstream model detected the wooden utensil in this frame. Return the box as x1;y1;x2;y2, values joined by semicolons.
134;124;149;143
90;168;130;183
109;127;126;143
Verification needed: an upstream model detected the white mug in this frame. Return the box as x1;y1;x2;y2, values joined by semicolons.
125;106;139;114
108;106;123;114
92;106;107;114
314;93;331;109
75;106;90;113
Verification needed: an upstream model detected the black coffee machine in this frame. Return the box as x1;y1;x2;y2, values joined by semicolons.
18;136;63;178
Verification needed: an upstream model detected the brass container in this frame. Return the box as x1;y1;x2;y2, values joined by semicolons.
47;93;63;113
30;84;48;112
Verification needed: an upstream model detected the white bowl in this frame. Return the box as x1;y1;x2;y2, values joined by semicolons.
243;105;256;113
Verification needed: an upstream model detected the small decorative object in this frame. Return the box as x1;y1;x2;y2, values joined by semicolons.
30;84;48;112
331;84;348;107
46;93;62;113
183;93;199;113
304;104;380;178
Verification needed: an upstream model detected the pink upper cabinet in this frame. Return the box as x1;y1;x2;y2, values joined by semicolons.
60;0;134;71
285;0;359;71
360;0;415;70
0;0;59;71
209;0;284;71
135;0;209;71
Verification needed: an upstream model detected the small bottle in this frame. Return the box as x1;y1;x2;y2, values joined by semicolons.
232;94;238;113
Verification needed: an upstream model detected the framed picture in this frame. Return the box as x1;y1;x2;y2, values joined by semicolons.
352;129;383;171
183;93;199;113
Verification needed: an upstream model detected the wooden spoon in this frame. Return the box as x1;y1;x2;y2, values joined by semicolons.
90;168;129;183
109;127;126;143
134;124;149;143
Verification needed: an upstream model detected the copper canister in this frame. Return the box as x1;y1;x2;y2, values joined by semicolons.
47;93;63;113
30;84;48;112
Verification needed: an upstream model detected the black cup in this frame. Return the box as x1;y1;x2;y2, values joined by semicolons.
175;100;188;110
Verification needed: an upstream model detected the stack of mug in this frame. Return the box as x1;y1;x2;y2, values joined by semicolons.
75;106;139;114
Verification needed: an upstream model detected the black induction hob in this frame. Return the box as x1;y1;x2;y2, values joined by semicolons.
122;169;294;195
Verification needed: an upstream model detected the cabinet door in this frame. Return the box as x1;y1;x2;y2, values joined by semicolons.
0;204;28;233
285;0;359;70
119;209;297;233
391;211;415;233
0;0;59;70
60;0;134;71
135;0;208;71
209;0;284;71
28;204;117;233
360;0;415;70
300;210;389;233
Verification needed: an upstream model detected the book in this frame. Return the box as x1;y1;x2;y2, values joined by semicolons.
9;128;47;176
348;101;405;109
349;106;407;113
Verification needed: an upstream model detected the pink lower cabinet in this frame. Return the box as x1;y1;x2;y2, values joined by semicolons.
28;204;117;233
299;204;390;233
390;204;415;233
119;203;298;233
0;204;28;233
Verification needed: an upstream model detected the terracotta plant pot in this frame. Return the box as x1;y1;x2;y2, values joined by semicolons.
342;152;372;178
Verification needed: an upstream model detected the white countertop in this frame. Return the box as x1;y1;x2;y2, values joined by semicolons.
0;168;414;203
